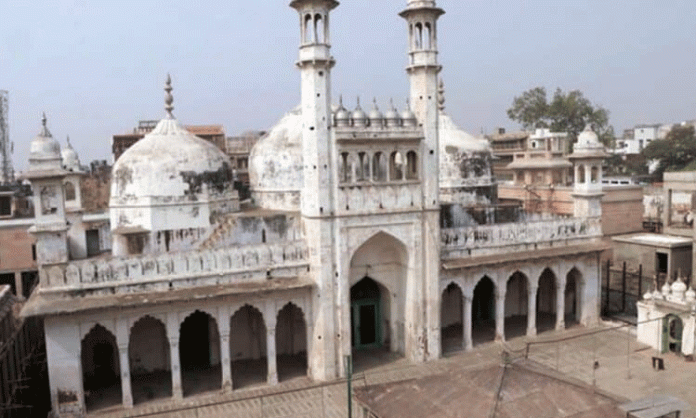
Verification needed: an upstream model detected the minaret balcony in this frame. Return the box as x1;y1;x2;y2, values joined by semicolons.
298;44;332;64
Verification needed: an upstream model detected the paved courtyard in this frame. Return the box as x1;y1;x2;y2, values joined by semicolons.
90;321;696;418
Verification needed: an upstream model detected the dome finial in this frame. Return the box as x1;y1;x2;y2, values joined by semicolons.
372;97;379;111
39;112;52;137
438;78;446;112
339;94;344;108
390;98;396;111
356;96;362;110
164;73;174;119
66;135;72;147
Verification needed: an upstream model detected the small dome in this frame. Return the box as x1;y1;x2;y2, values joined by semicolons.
352;98;367;127
368;99;384;127
661;280;671;297
61;136;81;172
401;104;417;127
335;96;350;127
643;291;653;301
577;124;599;145
30;114;61;162
672;277;687;293
384;99;400;127
652;288;663;300
686;287;695;303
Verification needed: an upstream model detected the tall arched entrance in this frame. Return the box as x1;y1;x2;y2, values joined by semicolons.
472;276;496;345
505;272;528;340
230;305;266;389
276;303;307;382
565;268;583;325
129;316;171;405
349;232;408;356
81;325;121;412
179;311;221;397
441;283;463;353
537;268;557;333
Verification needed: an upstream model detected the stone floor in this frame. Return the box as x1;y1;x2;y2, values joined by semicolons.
88;320;696;418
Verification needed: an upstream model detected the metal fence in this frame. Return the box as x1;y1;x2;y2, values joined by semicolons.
601;260;653;322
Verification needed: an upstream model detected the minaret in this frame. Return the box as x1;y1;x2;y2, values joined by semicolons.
400;0;445;363
290;0;339;381
23;114;70;274
290;0;338;217
400;0;444;209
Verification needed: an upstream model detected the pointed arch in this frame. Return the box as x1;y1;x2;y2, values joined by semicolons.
230;304;267;389
504;271;529;339
472;276;496;345
81;324;121;412
179;310;221;397
314;14;324;43
537;268;557;333
276;302;307;382
129;316;171;404
441;282;463;353
565;267;584;325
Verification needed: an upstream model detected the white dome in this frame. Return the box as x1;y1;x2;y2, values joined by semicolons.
61;138;81;172
28;114;63;174
111;118;234;202
439;112;493;189
249;107;303;211
577;124;599;146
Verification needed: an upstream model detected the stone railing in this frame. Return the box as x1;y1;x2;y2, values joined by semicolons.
337;181;422;214
441;216;602;258
40;242;308;295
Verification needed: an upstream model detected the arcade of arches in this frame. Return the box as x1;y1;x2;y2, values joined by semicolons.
78;301;309;412
440;266;585;353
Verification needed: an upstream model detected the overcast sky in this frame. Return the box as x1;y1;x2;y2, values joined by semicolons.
1;0;696;171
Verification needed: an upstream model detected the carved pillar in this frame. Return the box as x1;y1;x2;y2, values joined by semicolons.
527;286;538;337
166;312;183;399
556;279;566;331
218;306;232;392
220;333;232;392
118;345;133;408
495;290;506;342
115;319;132;408
267;326;278;385
463;294;473;351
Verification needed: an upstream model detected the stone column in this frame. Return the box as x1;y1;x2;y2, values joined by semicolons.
14;272;22;298
220;333;232;392
118;345;133;408
495;290;506;342
168;338;183;399
556;280;566;331
266;325;278;385
463;294;473;351
527;286;538;337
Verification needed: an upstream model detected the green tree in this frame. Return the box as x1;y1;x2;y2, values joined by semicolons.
507;87;613;146
643;125;696;181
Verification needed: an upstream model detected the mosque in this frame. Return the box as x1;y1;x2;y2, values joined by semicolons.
20;0;607;416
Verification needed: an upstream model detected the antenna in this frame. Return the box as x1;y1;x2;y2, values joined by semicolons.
0;91;13;184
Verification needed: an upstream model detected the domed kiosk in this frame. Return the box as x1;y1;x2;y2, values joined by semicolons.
110;76;239;256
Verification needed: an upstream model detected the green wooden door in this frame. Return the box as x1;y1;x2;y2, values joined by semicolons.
352;299;382;350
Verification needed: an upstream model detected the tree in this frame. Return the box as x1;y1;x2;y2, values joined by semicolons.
642;124;696;181
507;87;613;146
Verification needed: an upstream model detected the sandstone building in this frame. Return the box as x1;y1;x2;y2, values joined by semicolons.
21;1;607;416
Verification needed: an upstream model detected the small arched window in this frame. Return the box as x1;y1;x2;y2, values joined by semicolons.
304;14;313;44
372;152;387;182
591;166;599;184
340;152;349;183
357;152;367;182
406;151;418;180
64;181;76;201
577;165;585;184
415;23;423;50
424;23;432;50
314;14;324;43
390;151;404;181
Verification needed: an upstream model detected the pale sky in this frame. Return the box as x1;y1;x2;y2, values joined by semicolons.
1;0;696;171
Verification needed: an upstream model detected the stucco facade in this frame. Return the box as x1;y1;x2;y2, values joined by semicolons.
21;1;605;416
